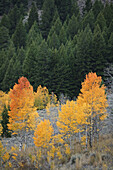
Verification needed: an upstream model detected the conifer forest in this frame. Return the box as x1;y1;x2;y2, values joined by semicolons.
0;0;113;169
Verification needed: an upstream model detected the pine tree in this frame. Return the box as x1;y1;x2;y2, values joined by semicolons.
28;2;39;30
0;50;8;87
102;1;113;27
1;105;11;138
55;0;76;22
92;0;104;19
59;25;67;45
0;26;10;50
8;5;21;35
23;40;50;91
76;26;93;93
51;44;71;97
26;22;43;47
83;0;92;14
51;6;59;25
0;42;15;89
108;19;113;38
81;10;95;31
2;53;22;91
41;0;55;38
12;19;26;49
0;14;10;30
49;17;62;37
92;24;106;76
67;15;79;39
95;12;107;32
47;32;60;49
107;33;113;63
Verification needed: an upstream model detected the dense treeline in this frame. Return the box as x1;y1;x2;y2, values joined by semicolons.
0;0;113;98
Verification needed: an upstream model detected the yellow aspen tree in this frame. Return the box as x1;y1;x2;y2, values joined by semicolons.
77;72;108;148
34;85;50;110
8;77;38;149
33;119;53;149
57;100;79;148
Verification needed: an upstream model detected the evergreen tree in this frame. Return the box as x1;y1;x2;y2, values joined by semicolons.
8;5;21;35
92;24;106;76
92;0;104;19
51;6;59;25
17;47;26;65
26;22;43;47
0;14;10;30
23;40;50;91
12;19;26;49
1;105;11;138
81;10;95;31
0;26;10;50
107;33;113;63
51;44;71;97
67;15;79;39
76;25;93;93
83;0;92;14
0;50;8;87
108;19;113;38
41;0;55;38
59;25;67;45
102;1;113;27
2;54;22;91
55;0;77;22
28;2;39;30
95;12;107;32
47;32;60;49
49;17;62;37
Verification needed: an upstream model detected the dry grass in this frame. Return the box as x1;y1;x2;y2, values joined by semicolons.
1;134;113;169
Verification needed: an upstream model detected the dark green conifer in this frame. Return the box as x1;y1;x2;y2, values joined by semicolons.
1;105;11;138
83;0;92;14
8;5;21;35
28;2;39;30
59;26;67;45
41;0;55;38
92;0;104;19
0;26;10;50
2;54;22;91
76;25;93;88
67;15;79;39
26;22;43;46
49;17;62;37
12;19;26;49
47;32;60;49
95;12;107;32
102;1;113;27
108;19;113;38
0;14;10;30
92;24;106;76
107;33;113;63
81;10;95;31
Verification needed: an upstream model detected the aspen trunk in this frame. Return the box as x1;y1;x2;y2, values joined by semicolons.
89;117;93;148
86;124;88;150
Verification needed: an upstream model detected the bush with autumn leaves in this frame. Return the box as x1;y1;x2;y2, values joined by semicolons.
0;72;108;169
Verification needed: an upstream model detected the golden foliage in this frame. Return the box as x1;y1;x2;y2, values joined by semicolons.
33;119;53;148
34;85;50;110
8;77;37;134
